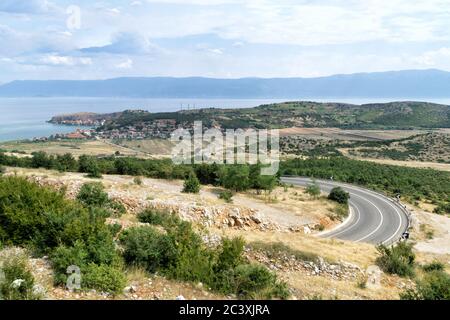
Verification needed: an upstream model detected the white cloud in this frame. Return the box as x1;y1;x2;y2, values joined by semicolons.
81;32;161;55
115;58;133;69
37;55;92;66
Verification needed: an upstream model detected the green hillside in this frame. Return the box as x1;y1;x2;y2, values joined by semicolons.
97;101;450;131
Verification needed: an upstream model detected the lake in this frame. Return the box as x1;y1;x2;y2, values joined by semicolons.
1;97;449;142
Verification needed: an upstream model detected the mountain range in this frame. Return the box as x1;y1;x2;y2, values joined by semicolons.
1;69;450;99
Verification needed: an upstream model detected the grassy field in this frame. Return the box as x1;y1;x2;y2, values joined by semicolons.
0;138;173;158
279;127;428;141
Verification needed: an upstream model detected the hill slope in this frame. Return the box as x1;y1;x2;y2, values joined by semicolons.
52;101;450;130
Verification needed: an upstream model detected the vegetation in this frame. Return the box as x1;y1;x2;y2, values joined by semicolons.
125;209;289;299
97;101;450;131
401;270;450;300
421;261;445;273
305;182;321;199
0;152;277;195
375;242;416;278
182;172;201;194
219;190;234;203
328;187;350;205
0;254;41;300
281;157;450;208
248;241;320;264
0;176;125;294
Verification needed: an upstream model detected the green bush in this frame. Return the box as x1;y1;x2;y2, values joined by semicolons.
232;264;289;299
82;264;126;295
0;176;124;294
76;182;109;208
50;240;124;294
0;176;79;250
0;255;40;300
182;172;201;194
422;261;445;273
401;270;450;300
375;242;416;277
137;208;180;228
219;190;233;203
305;183;321;198
120;226;177;273
328;187;350;204
133;176;143;185
121;211;289;300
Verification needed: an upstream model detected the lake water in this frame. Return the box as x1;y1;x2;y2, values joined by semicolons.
1;97;449;142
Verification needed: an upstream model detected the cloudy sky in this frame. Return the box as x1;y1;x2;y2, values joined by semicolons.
1;0;450;82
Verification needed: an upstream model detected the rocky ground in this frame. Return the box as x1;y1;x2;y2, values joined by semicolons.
2;167;449;300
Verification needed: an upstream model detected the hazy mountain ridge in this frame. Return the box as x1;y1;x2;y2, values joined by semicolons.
1;69;450;98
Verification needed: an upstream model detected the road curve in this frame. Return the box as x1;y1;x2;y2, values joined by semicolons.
281;177;410;245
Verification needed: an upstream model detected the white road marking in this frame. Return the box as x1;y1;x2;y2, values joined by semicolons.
282;177;407;243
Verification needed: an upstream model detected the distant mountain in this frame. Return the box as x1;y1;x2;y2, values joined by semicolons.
1;69;450;98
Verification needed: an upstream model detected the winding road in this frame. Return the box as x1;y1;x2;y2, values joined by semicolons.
281;177;410;245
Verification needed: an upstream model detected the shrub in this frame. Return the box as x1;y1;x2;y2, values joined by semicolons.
0;254;40;300
219;165;250;192
137;208;180;228
219;190;233;203
248;241;319;263
76;182;109;208
305;183;321;198
79;156;102;178
50;240;124;293
50;242;89;286
120;226;177;272
82;264;126;295
328;187;350;204
121;211;289;300
0;176;77;250
232;264;289;299
0;176;124;294
107;200;126;217
0;166;5;175
375;242;416;277
182;172;201;194
422;261;445;273
401;270;450;300
133;176;143;185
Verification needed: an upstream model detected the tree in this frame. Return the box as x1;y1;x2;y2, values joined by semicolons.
305;182;321;198
258;175;277;195
219;165;250;192
183;172;201;194
55;153;78;172
76;182;109;207
31;151;53;169
79;156;102;178
328;187;350;204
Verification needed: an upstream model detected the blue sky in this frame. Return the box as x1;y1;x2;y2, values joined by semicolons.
1;0;450;82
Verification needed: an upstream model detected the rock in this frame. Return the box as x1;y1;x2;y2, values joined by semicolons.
234;218;244;227
303;226;311;234
251;215;263;224
124;285;138;294
176;295;186;300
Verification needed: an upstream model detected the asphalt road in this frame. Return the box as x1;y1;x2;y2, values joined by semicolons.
281;177;410;245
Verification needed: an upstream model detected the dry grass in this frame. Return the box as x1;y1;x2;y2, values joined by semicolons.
341;149;450;172
0;139;138;158
279;127;426;141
